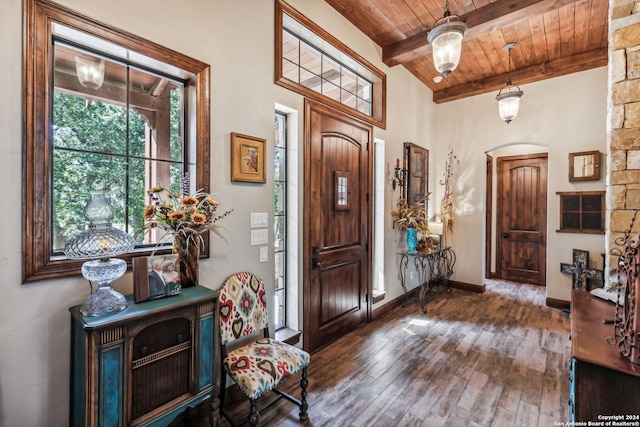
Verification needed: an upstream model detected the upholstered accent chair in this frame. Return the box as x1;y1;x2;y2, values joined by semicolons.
218;272;310;426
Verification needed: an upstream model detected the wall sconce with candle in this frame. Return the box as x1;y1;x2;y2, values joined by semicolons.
393;157;407;192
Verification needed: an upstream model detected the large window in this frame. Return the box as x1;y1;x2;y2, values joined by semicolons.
23;0;210;282
275;0;386;128
52;41;185;252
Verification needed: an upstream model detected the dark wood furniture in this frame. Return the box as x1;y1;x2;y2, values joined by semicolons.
570;290;640;422
70;285;219;427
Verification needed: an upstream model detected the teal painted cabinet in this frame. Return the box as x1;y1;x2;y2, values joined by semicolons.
70;286;219;427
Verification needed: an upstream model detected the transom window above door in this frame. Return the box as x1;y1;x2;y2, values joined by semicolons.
275;0;386;129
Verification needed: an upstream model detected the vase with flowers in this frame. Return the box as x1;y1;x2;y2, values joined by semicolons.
391;198;429;253
139;177;232;287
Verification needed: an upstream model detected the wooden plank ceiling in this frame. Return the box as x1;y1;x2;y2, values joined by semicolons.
324;0;609;103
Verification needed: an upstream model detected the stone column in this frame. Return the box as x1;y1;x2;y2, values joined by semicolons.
607;0;640;273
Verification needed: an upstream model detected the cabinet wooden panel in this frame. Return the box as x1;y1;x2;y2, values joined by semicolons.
70;286;219;427
570;290;640;422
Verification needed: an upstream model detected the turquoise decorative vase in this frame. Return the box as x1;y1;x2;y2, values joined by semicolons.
406;227;418;253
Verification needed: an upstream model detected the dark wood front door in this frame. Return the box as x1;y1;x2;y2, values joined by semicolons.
497;154;548;286
303;99;371;352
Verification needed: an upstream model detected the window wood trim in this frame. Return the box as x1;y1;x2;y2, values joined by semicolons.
275;0;387;129
556;191;605;234
23;0;210;282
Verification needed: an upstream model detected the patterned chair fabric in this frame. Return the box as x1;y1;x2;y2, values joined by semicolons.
219;272;268;346
219;272;310;400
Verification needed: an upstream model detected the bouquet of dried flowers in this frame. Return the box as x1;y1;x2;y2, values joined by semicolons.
391;198;429;232
139;178;233;250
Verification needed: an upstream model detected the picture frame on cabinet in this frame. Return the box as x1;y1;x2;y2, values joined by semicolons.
133;255;181;303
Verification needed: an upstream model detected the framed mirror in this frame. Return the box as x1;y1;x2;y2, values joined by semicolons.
404;142;429;206
569;150;601;182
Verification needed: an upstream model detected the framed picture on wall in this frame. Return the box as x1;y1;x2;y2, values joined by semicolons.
569;150;601;182
230;132;266;183
404;142;429;206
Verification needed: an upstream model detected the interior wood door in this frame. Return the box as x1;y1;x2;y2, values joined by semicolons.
497;154;548;286
303;99;371;353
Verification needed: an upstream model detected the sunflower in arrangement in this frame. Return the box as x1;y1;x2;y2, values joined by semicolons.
140;180;232;250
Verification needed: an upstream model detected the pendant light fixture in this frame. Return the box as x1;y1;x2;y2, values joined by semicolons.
75;56;105;90
427;0;468;77
496;43;524;124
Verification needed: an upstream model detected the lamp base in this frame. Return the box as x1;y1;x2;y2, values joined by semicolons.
79;258;129;317
80;284;128;317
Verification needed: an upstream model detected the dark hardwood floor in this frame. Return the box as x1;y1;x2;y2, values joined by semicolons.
219;280;571;426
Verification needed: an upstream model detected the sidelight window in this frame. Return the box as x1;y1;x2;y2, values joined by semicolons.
274;111;288;330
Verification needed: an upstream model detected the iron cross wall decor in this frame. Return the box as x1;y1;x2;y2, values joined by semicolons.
560;248;604;290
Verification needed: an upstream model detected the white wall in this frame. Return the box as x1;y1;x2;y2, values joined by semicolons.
434;67;608;302
0;1;435;425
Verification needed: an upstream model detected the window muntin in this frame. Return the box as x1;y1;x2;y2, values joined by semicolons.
282;23;373;116
23;0;210;282
276;0;385;128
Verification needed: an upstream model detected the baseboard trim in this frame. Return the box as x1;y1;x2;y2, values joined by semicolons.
449;280;485;293
371;280;485;319
372;287;419;320
546;297;570;310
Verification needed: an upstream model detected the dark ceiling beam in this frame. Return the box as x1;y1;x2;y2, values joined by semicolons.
432;47;607;103
382;0;581;67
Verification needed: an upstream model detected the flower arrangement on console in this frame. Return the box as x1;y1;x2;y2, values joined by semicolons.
392;198;432;253
391;198;429;232
139;176;232;287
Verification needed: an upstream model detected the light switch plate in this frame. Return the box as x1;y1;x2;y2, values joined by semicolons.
251;212;268;228
259;246;268;262
251;229;268;246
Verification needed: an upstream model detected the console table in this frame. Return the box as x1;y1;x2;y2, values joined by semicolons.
398;247;455;313
570;289;640;422
70;285;219;427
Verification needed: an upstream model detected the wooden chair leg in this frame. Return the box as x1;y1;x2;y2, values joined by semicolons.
299;366;309;421
249;398;259;427
219;369;227;409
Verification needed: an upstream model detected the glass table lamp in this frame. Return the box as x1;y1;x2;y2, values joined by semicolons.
64;189;136;317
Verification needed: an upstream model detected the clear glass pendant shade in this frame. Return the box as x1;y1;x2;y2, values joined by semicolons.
75;56;105;90
427;14;467;77
496;84;523;124
429;24;465;77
